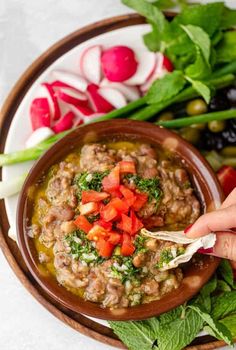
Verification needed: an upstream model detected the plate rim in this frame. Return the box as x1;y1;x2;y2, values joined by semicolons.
0;12;229;350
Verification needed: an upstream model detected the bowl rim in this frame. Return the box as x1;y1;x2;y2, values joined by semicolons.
17;119;223;321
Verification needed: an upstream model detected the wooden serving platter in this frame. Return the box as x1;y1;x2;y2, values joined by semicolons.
0;13;228;349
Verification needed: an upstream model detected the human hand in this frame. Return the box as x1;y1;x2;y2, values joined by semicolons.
185;189;236;261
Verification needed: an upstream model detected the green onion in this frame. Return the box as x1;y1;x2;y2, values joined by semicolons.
157;109;236;128
0;173;27;199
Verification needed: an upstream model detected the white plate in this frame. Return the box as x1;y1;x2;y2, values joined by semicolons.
2;23;150;327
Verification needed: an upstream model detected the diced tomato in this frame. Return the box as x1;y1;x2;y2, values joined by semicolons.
132;192;148;211
217;165;236;197
94;219;113;231
109;197;129;214
79;202;99;215
97;238;114;258
117;213;133;234
130;210;144;235
121;233;135;256
81;190;110;204
100;204;118;222
102;165;120;192
119;161;136;174
109;189;123;199
119;185;136;207
74;215;92;233
107;232;122;245
87;225;108;241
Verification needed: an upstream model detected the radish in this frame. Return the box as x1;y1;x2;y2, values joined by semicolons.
52;111;75;133
124;51;156;86
98;87;127;109
30;98;51;130
100;78;140;101
55;87;88;106
70;105;104;123
101;46;138;82
40;83;61;120
52;70;88;92
80;45;102;84
25;127;54;149
140;53;174;93
50;80;74;89
87;83;114;113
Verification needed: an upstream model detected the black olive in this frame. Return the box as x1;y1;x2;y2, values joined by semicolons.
200;131;225;151
209;94;230;111
222;128;236;144
228;118;236;130
225;86;236;107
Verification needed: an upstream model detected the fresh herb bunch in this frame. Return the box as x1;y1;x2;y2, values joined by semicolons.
110;260;236;350
65;229;104;265
125;174;161;203
74;171;109;199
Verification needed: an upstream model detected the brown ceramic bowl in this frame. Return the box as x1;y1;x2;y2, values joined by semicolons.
17;119;223;321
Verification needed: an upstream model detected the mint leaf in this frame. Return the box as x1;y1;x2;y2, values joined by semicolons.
220;7;236;29
189;305;233;345
220;314;236;338
218;259;236;289
181;24;211;62
122;0;168;51
216;31;236;63
211;291;236;320
186;78;211;104
185;47;211;80
216;280;231;293
109;318;159;350
147;71;186;104
174;2;224;37
194;275;217;312
157;307;203;350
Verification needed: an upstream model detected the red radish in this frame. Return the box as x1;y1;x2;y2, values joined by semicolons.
30;98;51;130
98;87;127;109
101;46;138;82
52;111;75;133
70;105;103;124
80;45;102;84
87;83;114;113
52;70;88;92
100;78;140;101
25;127;54;148
50;80;75;89
140;53;173;93
125;51;156;86
40;83;61;120
55;87;88;106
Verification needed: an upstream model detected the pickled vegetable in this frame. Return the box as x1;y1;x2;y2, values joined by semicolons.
179;127;201;145
186;99;207;116
157;111;174;122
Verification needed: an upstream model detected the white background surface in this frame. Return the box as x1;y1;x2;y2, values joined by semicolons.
0;1;235;350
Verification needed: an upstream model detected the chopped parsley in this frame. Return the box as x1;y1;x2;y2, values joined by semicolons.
111;256;141;284
74;171;109;199
125;174;161;203
86;213;100;223
134;235;147;254
156;246;186;269
65;230;104;265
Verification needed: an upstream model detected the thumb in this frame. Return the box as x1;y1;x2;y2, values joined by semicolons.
207;231;236;261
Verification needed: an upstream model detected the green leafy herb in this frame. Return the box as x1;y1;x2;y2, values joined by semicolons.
189;305;233;345
86;213;100;223
134;235;147;254
147;71;186;104
220;314;236;338
65;230;104;265
218;259;236;289
125;174;161;203
216;31;236;63
186;77;211;103
194;274;217;313
216;280;232;293
211;291;236;320
220;7;236;29
109;318;160;350
74;171;109;199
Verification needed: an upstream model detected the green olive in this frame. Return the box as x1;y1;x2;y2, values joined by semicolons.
220;146;236;157
190;123;206;130
179;127;201;145
186;99;208;116
208;120;226;133
157;111;174;122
